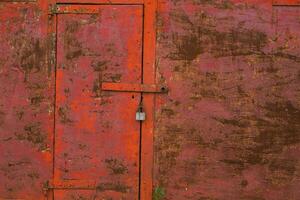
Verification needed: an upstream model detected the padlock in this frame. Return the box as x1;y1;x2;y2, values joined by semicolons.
136;103;146;121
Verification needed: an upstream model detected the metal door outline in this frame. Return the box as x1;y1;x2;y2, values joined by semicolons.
47;1;157;199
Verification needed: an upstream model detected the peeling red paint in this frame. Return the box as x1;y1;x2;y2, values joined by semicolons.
0;0;300;200
154;0;300;200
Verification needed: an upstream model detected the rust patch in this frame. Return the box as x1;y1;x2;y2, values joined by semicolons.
58;106;73;124
170;24;268;61
92;78;101;98
219;101;300;172
27;171;40;180
155;1;300;198
15;109;25;121
96;182;130;193
171;33;203;61
14;122;47;151
0;110;5;126
192;0;235;9
63;16;100;62
63;20;84;61
105;158;128;175
155;124;183;185
168;9;300;63
27;83;47;107
10;29;46;81
267;158;297;185
91;60;108;72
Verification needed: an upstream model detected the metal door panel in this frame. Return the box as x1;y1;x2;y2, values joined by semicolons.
55;5;143;199
0;3;53;200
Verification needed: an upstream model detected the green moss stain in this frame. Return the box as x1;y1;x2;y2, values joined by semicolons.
153;186;165;200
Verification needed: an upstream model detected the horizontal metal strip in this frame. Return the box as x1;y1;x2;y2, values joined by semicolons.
56;0;144;5
0;0;36;2
45;180;96;190
273;0;300;6
53;4;143;14
101;82;168;93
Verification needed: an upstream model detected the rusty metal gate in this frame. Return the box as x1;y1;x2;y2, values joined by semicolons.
1;0;300;200
52;4;143;199
48;1;158;199
0;0;157;199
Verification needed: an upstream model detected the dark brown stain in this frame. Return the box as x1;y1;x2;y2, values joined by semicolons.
240;179;248;187
218;101;300;175
197;197;219;200
0;110;5;126
96;182;130;193
105;158;128;175
194;0;235;9
214;117;250;128
27;171;40;180
91;60;108;72
92;78;101;98
69;194;88;200
29;93;45;106
155;124;183;186
171;33;203;61
15;109;24;121
58;106;73;124
7;160;30;167
26;83;47;107
256;101;300;152
269;158;297;177
10;29;46;81
105;73;122;83
170;25;268;61
63;16;100;62
15;122;47;151
155;1;300;198
63;20;84;61
168;9;300;63
161;108;176;117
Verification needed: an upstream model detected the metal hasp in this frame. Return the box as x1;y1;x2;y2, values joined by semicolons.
101;82;168;122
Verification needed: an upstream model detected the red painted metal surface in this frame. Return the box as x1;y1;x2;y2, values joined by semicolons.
54;5;143;199
0;2;52;199
273;0;300;5
1;0;300;200
154;0;300;199
101;83;167;93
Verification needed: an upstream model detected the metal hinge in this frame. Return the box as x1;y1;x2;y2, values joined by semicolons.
48;4;58;15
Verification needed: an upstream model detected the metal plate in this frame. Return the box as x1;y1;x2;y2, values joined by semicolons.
54;5;143;199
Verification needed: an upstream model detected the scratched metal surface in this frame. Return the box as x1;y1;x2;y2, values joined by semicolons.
0;2;144;200
154;0;300;199
0;0;300;200
54;5;143;199
0;2;52;199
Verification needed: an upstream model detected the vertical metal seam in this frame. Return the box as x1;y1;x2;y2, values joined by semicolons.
52;12;58;199
138;4;145;199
